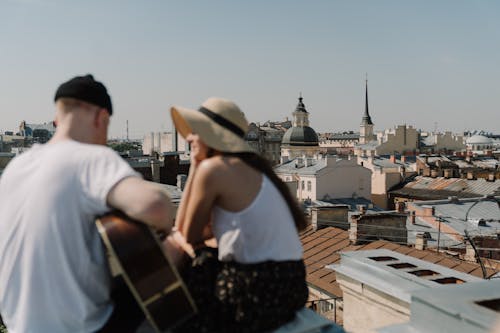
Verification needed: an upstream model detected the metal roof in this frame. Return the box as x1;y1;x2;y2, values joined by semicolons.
411;198;500;237
324;133;360;141
390;176;499;199
274;158;328;175
371;156;413;169
379;279;500;333
355;140;379;149
300;225;499;299
331;249;481;303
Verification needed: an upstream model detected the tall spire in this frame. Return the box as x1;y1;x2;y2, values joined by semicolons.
361;76;373;125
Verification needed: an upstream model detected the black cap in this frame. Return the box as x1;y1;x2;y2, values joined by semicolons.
54;74;113;115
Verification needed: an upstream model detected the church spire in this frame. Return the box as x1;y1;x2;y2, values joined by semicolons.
361;76;373;125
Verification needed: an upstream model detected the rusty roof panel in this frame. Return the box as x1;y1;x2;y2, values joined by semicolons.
301;226;499;299
405;249;429;259
392;176;499;198
419;253;443;263
355;242;387;251
448;262;478;274
392;246;414;255
433;257;460;269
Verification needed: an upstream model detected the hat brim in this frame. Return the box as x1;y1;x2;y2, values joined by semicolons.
170;106;254;153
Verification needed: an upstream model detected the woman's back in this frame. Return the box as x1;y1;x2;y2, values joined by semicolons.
205;156;303;263
209;155;262;212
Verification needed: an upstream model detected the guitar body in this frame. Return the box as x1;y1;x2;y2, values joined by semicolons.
96;211;197;332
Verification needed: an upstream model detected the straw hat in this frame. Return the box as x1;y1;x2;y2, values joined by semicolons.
170;97;254;153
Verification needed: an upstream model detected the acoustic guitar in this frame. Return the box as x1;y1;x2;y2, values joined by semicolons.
96;211;197;332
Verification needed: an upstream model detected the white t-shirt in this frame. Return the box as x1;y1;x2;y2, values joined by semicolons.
0;140;140;333
213;175;303;264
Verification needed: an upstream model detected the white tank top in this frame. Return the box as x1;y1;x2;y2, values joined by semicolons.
212;175;303;263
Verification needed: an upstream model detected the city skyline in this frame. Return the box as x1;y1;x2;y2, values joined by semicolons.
1;0;499;139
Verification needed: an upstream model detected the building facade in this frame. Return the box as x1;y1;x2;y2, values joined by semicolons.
274;154;372;202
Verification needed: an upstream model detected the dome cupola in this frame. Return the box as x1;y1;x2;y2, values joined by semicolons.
282;95;319;146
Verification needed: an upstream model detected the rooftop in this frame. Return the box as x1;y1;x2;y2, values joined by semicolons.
379;278;500;333
410;197;500;237
390;176;499;200
300;225;499;299
274;158;328;175
332;249;481;303
370;156;414;169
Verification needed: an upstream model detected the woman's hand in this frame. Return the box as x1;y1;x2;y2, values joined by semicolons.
187;133;210;168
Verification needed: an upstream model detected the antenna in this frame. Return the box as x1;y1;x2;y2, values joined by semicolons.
126;120;129;141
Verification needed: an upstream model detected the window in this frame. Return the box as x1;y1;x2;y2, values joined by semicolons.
307;181;312;191
301;181;305;190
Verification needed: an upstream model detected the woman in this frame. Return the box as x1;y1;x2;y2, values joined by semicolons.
170;97;308;333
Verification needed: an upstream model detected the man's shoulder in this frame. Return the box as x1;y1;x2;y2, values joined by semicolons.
56;141;120;159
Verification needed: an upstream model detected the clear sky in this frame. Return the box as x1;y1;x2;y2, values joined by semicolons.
1;0;499;139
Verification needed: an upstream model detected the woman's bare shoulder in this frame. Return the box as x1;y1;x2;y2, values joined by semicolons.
196;156;231;178
197;156;249;180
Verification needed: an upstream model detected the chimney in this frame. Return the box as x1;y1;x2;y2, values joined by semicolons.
311;208;319;231
422;205;435;217
464;241;477;262
415;233;427;250
467;171;476;180
410;211;416;224
390;155;396;163
487;173;495;182
395;201;405;213
349;215;360;244
401;155;406;163
431;169;438;178
357;205;367;215
443;169;452;178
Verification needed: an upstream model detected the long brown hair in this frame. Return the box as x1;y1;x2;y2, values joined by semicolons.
223;152;307;232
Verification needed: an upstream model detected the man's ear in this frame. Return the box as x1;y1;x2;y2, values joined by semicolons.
94;108;108;128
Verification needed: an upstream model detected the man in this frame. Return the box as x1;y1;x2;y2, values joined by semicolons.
0;75;173;332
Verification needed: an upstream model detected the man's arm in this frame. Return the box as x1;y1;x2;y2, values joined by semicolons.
107;177;174;232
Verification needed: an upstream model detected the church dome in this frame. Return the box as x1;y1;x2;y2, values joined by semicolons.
466;135;492;145
282;126;319;146
281;95;319;146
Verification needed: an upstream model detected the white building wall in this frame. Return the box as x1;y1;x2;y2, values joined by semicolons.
142;132;187;155
315;159;371;200
296;175;317;201
277;156;371;202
